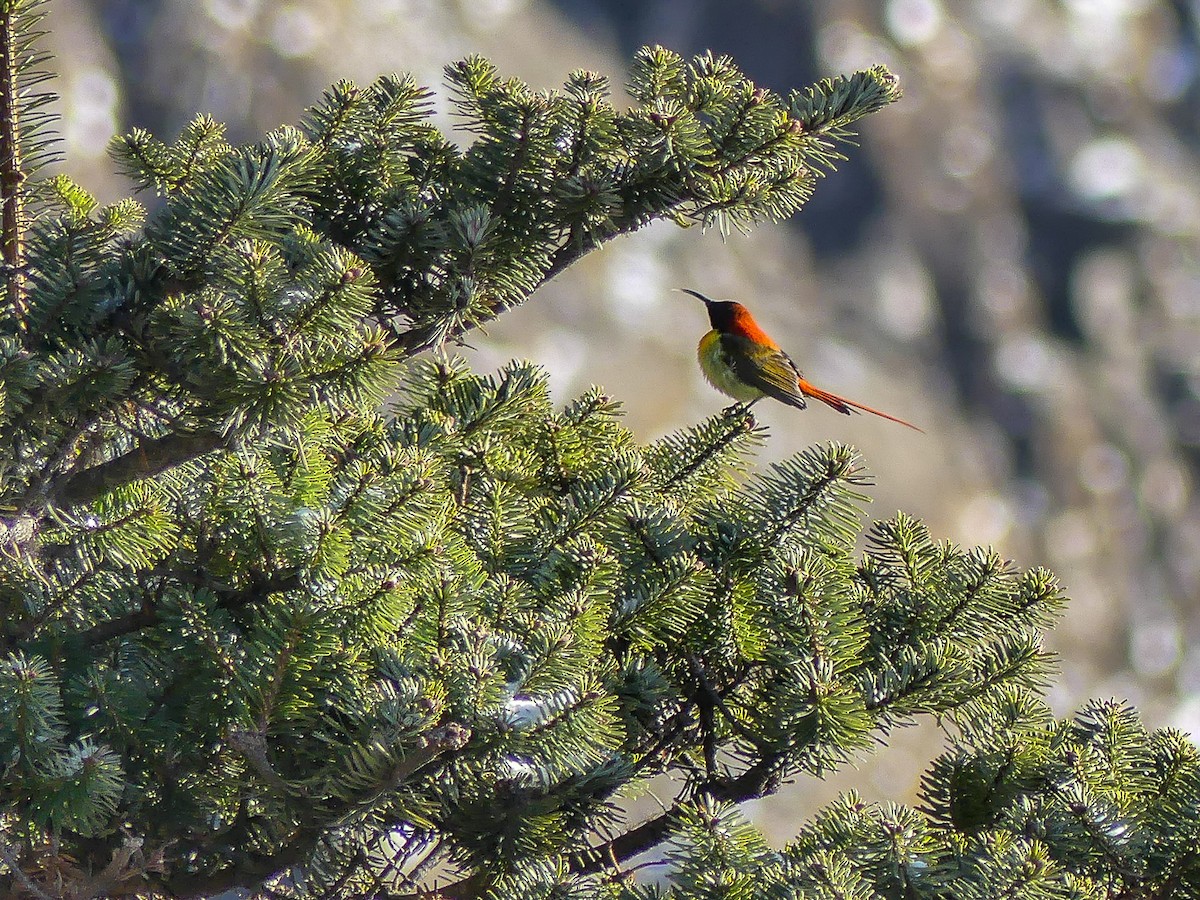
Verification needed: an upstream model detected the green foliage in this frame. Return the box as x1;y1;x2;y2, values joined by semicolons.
0;10;1186;900
787;66;900;171
0;355;1070;896
620;700;1200;900
0;41;902;521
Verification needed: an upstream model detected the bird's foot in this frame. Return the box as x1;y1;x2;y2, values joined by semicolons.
721;402;758;431
722;401;757;416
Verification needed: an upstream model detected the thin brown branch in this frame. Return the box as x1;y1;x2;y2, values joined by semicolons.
148;841;311;900
395;749;785;900
389;806;682;899
0;7;28;333
658;406;758;491
51;429;225;509
78;600;159;645
575;810;680;877
75;835;148;900
0;840;54;900
341;722;471;812
73;569;304;646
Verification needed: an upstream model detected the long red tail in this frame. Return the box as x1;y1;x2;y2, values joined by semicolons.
797;378;923;432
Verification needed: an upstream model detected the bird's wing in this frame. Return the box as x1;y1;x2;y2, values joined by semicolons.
719;333;808;409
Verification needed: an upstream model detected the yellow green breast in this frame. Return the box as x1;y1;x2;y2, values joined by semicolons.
698;330;763;402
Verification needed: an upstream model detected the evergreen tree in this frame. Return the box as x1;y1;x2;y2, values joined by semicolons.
0;3;1196;898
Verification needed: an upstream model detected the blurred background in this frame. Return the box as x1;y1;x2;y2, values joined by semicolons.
48;0;1200;836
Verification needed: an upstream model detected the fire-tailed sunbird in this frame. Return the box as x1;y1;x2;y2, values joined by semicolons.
680;289;922;431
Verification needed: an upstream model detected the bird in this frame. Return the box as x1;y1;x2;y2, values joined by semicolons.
679;289;922;431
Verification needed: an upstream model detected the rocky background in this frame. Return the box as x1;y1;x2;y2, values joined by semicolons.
47;0;1200;835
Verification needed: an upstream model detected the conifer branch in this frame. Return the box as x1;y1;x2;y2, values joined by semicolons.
159;724;470;899
392;153;822;357
658;406;757;490
402;749;785;899
335;722;471;813
414;755;787;899
228;727;303;796
152;842;313;900
568;761;783;877
74;596;159;645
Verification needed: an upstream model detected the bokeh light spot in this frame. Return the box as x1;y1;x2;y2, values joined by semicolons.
530;329;587;396
66;68;119;159
270;5;326;58
1171;694;1200;741
204;0;260;30
875;251;936;339
1144;42;1197;103
957;492;1013;545
606;253;668;322
940;123;993;179
1070;249;1135;343
818;20;898;73
462;0;528;30
1045;509;1098;562
1139;457;1191;517
993;332;1061;393
1130;619;1182;678
885;0;943;46
1070;137;1144;202
1064;0;1151;20
1079;442;1130;495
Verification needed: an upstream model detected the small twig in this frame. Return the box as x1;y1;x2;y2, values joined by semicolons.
0;6;28;334
568;809;680;878
389;211;657;359
228;728;303;797
78;834;146;900
402;747;789;900
658;406;757;492
686;653;762;748
0;840;54;900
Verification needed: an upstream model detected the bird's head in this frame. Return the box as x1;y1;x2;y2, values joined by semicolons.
676;288;750;332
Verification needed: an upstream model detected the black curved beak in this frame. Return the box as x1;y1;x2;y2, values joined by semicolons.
674;288;715;306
